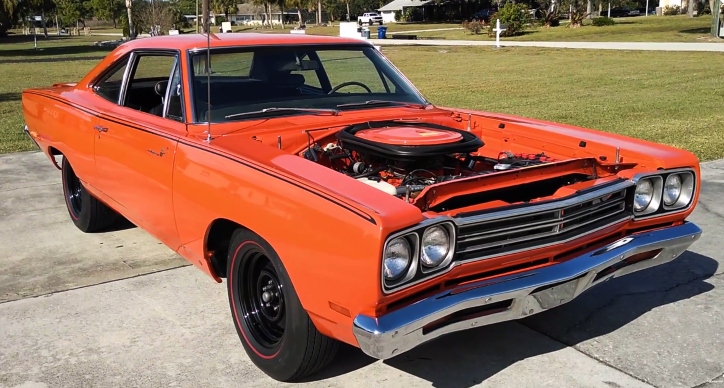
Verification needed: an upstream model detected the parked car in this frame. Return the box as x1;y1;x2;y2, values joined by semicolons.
606;6;641;17
472;7;497;22
22;33;702;382
358;12;384;25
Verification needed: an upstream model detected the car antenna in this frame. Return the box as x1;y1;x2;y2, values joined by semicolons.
203;0;212;143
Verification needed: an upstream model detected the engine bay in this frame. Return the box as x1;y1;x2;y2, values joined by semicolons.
299;121;561;200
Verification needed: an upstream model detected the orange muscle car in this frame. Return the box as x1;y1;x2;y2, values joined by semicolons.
22;33;702;381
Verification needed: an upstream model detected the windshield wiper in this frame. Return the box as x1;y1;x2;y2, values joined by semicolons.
224;107;340;120
336;100;428;110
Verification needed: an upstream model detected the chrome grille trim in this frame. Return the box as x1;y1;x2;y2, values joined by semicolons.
456;180;635;226
455;180;634;257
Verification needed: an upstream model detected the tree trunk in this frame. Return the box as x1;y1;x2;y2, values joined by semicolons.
710;0;715;15
587;0;592;18
126;0;135;39
688;0;694;16
41;9;48;37
317;0;322;25
297;9;302;26
346;1;350;21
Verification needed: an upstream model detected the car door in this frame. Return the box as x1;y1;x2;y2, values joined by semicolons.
91;50;186;249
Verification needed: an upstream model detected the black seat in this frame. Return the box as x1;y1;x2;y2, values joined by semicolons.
149;80;169;117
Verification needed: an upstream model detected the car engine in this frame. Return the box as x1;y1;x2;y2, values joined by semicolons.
301;121;558;199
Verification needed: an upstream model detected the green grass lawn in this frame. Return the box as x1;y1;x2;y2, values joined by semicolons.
225;22;461;36
1;35;722;161
238;15;717;43
414;14;719;42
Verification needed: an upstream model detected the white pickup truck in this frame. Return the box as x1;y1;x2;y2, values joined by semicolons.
358;12;384;25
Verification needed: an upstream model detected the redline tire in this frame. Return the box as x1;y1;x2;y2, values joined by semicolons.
60;157;120;233
226;228;339;381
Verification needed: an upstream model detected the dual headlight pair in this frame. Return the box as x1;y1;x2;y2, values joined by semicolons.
382;222;456;292
633;169;695;217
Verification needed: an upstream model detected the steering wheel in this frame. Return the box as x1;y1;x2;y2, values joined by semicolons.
328;81;373;94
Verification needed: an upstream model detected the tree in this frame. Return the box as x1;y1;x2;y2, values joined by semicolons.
537;0;561;26
125;0;134;37
56;0;91;27
212;0;236;17
91;0;123;27
288;0;312;26
559;0;588;26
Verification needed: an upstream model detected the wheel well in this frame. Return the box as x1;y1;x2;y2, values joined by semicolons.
206;218;244;278
47;146;63;170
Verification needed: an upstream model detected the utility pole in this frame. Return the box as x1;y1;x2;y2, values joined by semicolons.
712;0;721;37
196;0;199;32
202;0;209;33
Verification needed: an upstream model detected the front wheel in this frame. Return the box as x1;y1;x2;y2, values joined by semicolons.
226;229;339;381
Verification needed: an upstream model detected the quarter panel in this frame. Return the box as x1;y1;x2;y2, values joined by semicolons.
22;90;96;183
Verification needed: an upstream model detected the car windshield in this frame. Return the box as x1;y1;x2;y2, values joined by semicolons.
188;44;429;123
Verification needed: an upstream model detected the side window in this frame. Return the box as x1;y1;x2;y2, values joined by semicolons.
165;63;184;122
317;50;388;93
123;54;176;116
93;57;129;103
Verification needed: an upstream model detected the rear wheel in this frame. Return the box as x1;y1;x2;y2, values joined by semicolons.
226;228;339;381
61;157;120;232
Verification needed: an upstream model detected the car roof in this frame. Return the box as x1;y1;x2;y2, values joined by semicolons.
117;33;373;52
77;32;375;87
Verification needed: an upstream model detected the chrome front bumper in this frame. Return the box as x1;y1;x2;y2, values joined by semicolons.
353;221;702;359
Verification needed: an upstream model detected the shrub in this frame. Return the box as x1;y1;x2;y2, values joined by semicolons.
466;20;484;34
663;5;681;15
487;2;531;37
592;16;615;26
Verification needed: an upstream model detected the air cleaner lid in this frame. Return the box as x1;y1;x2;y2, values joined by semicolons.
354;126;464;146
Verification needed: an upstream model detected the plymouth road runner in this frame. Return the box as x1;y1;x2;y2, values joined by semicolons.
21;33;702;381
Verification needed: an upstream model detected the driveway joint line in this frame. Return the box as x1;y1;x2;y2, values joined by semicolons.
0;263;191;305
520;320;658;387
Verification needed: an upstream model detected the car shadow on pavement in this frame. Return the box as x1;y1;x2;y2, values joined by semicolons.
312;250;718;387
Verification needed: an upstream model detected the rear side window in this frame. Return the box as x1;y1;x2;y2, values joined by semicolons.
93;57;129;103
192;51;254;78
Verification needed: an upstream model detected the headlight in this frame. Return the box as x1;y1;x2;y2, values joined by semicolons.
663;171;695;210
421;225;450;268
631;169;695;219
663;174;682;206
383;237;411;281
634;178;654;212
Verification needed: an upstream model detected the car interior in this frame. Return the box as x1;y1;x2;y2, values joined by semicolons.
192;50;327;121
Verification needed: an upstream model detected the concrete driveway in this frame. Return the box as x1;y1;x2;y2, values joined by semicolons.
1;151;722;388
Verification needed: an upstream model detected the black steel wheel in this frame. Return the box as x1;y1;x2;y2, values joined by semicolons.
64;161;84;217
227;228;339;382
61;156;121;233
239;250;285;350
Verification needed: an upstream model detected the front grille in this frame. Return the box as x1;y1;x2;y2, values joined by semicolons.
455;181;633;261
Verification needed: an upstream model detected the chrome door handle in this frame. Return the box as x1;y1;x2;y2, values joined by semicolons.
94;125;108;132
148;148;166;157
